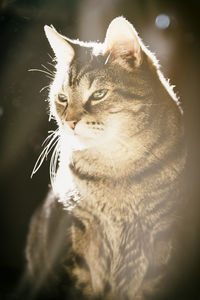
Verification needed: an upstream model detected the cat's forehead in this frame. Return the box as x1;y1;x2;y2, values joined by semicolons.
68;49;112;88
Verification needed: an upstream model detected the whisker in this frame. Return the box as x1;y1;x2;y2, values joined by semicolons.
28;68;54;78
41;64;54;75
46;75;54;80
48;53;54;60
47;61;56;68
43;130;60;156
46;137;60;158
31;146;49;177
31;130;60;178
42;130;59;146
40;85;50;93
50;140;60;186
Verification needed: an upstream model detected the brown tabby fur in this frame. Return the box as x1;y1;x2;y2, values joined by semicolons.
26;17;186;300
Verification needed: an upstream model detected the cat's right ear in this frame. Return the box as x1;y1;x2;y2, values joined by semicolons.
104;17;142;68
44;25;74;64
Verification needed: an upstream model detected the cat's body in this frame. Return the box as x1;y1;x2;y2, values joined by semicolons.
26;17;186;299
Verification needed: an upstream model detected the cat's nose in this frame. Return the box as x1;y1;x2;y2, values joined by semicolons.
67;120;77;130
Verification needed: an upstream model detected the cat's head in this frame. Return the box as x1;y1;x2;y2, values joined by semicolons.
44;17;177;151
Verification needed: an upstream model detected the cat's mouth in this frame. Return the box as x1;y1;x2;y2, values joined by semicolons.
62;121;93;149
62;119;107;149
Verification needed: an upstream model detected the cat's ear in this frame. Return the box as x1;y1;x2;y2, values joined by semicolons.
104;17;142;68
44;25;74;64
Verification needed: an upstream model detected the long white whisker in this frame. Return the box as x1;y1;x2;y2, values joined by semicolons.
42;133;59;159
42;130;58;146
28;68;54;78
31;146;49;177
47;53;54;60
40;85;50;93
41;64;55;76
46;75;54;80
46;138;60;158
50;139;60;187
44;133;60;159
47;62;56;68
31;130;60;178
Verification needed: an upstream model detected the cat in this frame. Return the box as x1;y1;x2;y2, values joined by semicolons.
25;17;186;300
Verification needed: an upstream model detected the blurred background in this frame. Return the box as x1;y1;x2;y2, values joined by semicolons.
0;0;200;299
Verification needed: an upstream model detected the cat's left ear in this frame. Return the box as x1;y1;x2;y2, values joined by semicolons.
44;25;74;64
104;17;142;68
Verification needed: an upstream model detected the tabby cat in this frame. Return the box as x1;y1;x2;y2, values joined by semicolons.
26;17;186;300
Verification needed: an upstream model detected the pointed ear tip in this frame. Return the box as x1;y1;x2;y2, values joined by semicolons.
44;25;52;34
110;16;128;26
44;25;57;38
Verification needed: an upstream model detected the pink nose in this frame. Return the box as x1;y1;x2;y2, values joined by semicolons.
67;120;77;130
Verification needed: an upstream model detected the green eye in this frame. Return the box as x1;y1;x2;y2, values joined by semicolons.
58;93;68;103
91;89;108;101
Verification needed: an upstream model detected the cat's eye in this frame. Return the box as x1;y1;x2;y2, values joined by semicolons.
57;93;68;103
90;89;108;101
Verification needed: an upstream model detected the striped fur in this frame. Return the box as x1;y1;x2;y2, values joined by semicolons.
26;17;186;299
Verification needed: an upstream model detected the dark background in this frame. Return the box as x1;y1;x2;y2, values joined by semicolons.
0;0;200;299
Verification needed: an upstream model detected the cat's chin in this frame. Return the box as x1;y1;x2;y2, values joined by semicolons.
60;124;86;151
74;134;103;149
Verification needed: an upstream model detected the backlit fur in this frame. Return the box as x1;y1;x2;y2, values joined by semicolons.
26;17;186;300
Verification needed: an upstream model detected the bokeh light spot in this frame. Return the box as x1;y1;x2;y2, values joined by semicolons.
155;14;170;29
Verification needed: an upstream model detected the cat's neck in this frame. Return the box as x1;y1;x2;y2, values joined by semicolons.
55;142;184;222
